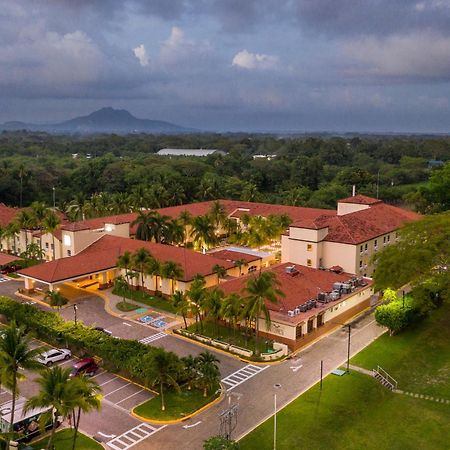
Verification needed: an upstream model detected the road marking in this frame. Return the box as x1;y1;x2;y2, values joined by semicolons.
221;364;269;392
182;420;202;429
98;432;116;438
122;322;132;327
290;364;303;373
115;389;145;405
91;370;106;379
139;332;167;345
100;377;118;387
106;423;167;450
104;383;131;398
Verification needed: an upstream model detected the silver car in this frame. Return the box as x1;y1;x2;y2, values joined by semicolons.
37;348;72;366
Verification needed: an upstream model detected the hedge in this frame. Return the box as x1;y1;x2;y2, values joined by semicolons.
0;296;160;384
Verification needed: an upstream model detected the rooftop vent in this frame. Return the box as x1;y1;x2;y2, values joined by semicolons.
285;265;299;276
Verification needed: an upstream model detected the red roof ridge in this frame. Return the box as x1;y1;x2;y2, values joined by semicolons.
338;194;382;205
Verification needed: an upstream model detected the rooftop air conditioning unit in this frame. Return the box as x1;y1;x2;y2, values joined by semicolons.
294;308;300;315
288;310;295;317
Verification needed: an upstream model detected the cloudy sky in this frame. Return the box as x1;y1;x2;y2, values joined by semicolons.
1;0;450;132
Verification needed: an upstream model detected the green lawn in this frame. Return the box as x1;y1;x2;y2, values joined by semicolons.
134;384;220;421
186;321;271;354
352;301;450;398
113;287;176;314
30;428;102;450
116;301;139;312
239;371;450;450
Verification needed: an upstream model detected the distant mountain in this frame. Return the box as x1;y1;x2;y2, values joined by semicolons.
0;107;195;134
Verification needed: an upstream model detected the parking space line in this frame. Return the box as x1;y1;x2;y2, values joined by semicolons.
100;377;118;387
115;389;144;405
104;383;131;398
91;370;106;379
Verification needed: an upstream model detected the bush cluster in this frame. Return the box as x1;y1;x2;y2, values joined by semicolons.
0;296;161;384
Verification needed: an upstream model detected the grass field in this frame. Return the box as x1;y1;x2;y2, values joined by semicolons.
134;383;220;421
239;371;450;450
112;287;176;314
352;300;450;398
30;428;103;450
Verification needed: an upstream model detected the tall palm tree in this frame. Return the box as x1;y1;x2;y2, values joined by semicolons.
114;275;129;304
180;355;199;391
186;275;206;332
31;201;48;255
234;258;248;276
132;210;155;241
44;290;68;310
15;210;35;249
132;248;151;291
70;375;101;450
42;210;61;260
24;366;77;450
166;219;185;246
172;290;189;329
5;222;20;254
208;201;227;230
221;293;242;337
242;272;284;356
117;251;133;285
18;163;27;208
190;215;217;253
161;260;184;295
205;288;224;338
144;349;181;411
0;321;42;433
212;264;227;284
146;256;161;296
178;211;192;246
197;351;220;397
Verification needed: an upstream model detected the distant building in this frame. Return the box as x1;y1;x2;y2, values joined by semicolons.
156;148;225;157
428;159;445;169
252;154;277;160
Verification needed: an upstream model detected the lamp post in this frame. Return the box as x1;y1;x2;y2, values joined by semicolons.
52;187;56;209
273;383;282;450
346;324;351;373
73;304;78;325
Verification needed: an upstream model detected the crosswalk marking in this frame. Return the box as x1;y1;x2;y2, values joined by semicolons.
106;423;166;450
139;332;167;345
0;278;9;283
221;364;269;392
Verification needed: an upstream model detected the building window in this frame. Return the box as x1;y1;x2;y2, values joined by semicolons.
45;242;49;249
307;259;312;267
359;260;363;268
307;244;312;251
364;243;368;251
248;265;257;272
383;236;386;244
387;234;390;242
360;245;363;253
374;239;377;248
296;324;302;339
67;250;71;256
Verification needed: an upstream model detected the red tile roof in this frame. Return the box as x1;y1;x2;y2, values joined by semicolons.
60;213;137;232
18;235;235;283
219;263;372;325
208;249;260;264
338;195;382;205
0;253;22;266
290;203;420;245
0;203;21;227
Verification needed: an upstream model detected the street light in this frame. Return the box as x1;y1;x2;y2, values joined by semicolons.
273;383;282;450
73;304;78;325
52;187;56;209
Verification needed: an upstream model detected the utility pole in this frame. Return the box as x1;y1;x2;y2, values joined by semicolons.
347;324;351;373
52;187;56;208
320;360;323;390
73;304;78;325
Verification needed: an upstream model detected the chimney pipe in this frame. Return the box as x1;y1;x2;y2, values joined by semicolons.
352;185;356;196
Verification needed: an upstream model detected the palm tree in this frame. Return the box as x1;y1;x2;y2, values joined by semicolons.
186;275;206;332
132;248;151;291
205;288;224;338
190;215;217;253
44;290;68;310
0;321;42;433
144;349;181;411
234;258;248;276
197;351;220;397
166;219;185;246
172;290;190;329
18;163;27;208
178;211;192;246
212;264;227;284
161;260;184;295
31;201;48;255
146;256;161;296
132;210;155;241
16;210;36;249
181;355;199;390
42;210;61;260
221;293;242;337
24;366;77;450
4;222;20;254
70;375;101;450
242;272;284;356
117;251;133;285
208;201;227;230
114;275;129;304
22;242;45;261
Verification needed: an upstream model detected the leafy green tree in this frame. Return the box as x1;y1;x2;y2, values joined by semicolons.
172;290;190;329
24;366;77;450
114;275;129;304
242;272;284;356
181;355;199;391
197;351;220;397
186;275;207;332
161;260;184;295
221;293;242;337
190;215;217;252
42;210;60;260
203;436;239;450
373;212;450;290
234;258;247;276
117;250;133;285
0;322;42;433
212;264;227;283
15;210;35;249
132;248;151;291
44;290;68;310
21;242;45;260
205;288;224;338
143;348;181;411
375;299;414;336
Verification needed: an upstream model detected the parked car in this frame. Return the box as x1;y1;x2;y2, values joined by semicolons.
94;326;112;336
0;265;20;274
70;357;99;377
36;348;71;366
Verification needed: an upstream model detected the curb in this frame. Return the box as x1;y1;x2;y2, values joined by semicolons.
15;291;52;309
131;383;225;425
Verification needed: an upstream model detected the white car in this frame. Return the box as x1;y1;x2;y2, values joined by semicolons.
37;348;71;366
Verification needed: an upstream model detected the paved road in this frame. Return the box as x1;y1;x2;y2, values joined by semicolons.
0;280;386;449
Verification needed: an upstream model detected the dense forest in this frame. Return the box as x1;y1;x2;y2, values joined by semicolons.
0;131;449;218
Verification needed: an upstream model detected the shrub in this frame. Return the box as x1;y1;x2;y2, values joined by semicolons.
375;299;415;335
